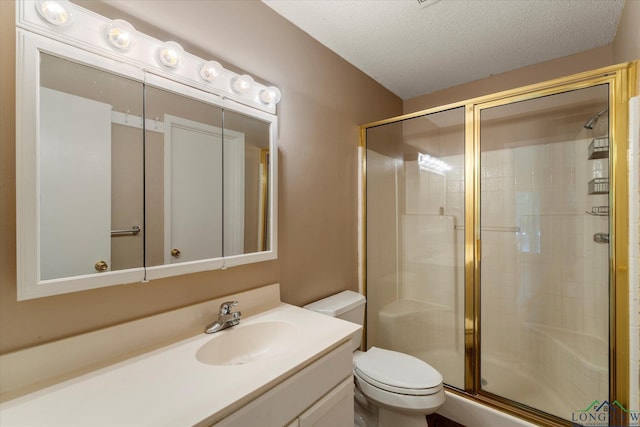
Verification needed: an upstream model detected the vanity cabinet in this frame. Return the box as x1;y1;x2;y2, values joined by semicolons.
0;291;361;427
211;341;354;427
294;378;353;427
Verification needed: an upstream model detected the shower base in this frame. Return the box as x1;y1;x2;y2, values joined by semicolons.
410;348;572;423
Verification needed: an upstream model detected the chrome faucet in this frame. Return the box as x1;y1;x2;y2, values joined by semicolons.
204;301;241;334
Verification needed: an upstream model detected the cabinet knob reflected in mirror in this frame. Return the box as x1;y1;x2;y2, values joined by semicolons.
171;248;181;258
94;260;108;272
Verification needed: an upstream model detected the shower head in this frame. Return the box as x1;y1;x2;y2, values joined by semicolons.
583;107;608;129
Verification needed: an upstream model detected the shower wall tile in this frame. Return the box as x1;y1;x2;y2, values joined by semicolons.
562;280;584;299
475;138;610;408
396;123;626;404
561;296;584;331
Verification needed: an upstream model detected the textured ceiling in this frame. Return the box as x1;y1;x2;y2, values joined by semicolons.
262;0;625;100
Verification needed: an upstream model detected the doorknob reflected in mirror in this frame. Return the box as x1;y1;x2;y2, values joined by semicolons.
171;249;181;258
94;260;108;272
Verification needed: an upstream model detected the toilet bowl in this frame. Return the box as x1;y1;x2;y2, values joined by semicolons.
304;291;445;427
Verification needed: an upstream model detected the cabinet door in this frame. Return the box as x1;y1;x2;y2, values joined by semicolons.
298;378;353;427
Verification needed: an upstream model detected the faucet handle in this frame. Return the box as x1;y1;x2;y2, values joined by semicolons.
219;300;238;315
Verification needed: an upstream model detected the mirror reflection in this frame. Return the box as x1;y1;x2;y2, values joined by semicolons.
34;49;275;288
39;53;144;280
143;91;273;266
144;86;224;266
223;110;271;256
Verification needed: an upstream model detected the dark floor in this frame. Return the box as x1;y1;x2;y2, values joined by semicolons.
426;413;467;427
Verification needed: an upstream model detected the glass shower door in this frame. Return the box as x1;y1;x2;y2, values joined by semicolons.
365;107;466;390
478;84;610;421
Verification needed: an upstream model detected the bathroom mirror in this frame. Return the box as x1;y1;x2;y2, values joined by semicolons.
143;81;225;275
222;109;272;256
17;31;147;299
39;53;145;280
16;26;278;299
218;101;278;269
142;75;277;281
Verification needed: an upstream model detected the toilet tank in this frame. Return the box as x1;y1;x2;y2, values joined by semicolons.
304;291;366;350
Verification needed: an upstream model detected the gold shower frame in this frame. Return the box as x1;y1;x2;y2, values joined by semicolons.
359;61;637;427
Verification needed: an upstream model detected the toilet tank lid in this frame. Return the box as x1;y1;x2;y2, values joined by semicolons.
303;290;365;316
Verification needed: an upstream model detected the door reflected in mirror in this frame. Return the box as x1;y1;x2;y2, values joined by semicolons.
39;53;144;280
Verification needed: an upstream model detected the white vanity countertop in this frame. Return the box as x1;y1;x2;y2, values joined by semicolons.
0;304;360;426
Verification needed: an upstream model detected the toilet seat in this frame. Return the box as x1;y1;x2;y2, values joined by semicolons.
354;347;443;396
353;347;445;414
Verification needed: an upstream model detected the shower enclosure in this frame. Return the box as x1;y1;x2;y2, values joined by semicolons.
360;63;634;426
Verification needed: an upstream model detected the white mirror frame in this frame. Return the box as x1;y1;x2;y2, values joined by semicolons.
16;2;279;300
16;30;147;300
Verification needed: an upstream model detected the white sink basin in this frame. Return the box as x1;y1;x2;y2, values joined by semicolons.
196;321;299;366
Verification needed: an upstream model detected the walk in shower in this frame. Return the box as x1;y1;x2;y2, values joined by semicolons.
361;64;633;426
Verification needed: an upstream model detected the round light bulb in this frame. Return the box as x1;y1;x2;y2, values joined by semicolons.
157;41;184;68
106;19;135;51
199;61;223;82
35;0;72;26
259;86;282;105
230;75;254;94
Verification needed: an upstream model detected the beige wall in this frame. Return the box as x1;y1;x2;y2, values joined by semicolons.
613;0;640;65
0;0;401;354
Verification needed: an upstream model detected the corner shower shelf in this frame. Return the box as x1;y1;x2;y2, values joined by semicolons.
588;136;609;159
586;206;609;216
587;137;609;195
588;178;609;194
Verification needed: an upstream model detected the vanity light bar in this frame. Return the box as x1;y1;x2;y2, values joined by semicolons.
106;19;135;51
200;60;224;82
231;74;255;95
34;0;72;26
19;0;281;113
157;41;184;69
260;86;282;105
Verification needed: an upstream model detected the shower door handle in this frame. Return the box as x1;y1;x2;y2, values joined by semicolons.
593;233;609;244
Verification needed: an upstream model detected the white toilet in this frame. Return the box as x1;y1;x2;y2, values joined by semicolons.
304;291;445;427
